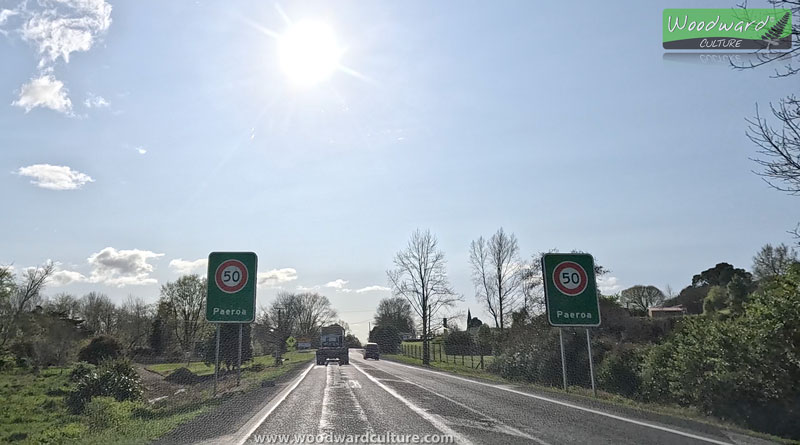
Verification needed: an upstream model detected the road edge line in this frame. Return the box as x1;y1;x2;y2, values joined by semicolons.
351;363;472;445
234;362;316;445
378;359;733;445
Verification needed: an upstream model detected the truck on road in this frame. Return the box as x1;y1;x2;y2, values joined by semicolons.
316;324;349;365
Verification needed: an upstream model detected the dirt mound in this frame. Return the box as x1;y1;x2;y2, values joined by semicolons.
165;367;199;384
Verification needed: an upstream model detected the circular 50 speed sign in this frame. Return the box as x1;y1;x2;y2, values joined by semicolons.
552;261;588;296
215;259;249;294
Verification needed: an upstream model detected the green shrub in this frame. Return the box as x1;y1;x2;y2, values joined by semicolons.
84;396;134;431
444;331;475;355
597;345;645;397
78;335;122;365
9;341;35;367
27;422;87;444
65;358;143;414
69;362;97;382
639;265;800;439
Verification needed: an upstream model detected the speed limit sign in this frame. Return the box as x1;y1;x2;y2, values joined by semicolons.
206;252;257;323
542;253;600;327
215;260;248;294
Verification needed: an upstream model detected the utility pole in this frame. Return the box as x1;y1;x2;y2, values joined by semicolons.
275;307;283;366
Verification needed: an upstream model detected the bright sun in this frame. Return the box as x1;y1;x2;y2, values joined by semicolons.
278;20;342;88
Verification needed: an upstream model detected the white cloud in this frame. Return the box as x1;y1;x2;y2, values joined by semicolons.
296;285;320;292
83;93;109;108
136;147;147;155
598;276;621;294
4;0;112;114
0;9;17;35
20;0;112;68
355;285;390;293
49;269;87;286
169;258;207;275
257;268;298;288
16;164;94;190
324;279;348;289
87;247;163;287
12;75;72;114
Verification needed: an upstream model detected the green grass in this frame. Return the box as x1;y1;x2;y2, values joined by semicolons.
146;350;315;377
0;351;316;444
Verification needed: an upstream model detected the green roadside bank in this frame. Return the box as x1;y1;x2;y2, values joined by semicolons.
0;351;315;444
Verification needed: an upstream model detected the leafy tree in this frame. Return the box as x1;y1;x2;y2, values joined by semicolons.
443;330;475;355
619;285;665;314
373;297;415;335
752;243;798;281
344;334;361;348
691;262;752;288
369;324;401;354
702;286;728;315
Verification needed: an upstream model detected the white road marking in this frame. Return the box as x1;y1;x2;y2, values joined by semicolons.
375;359;734;445
352;363;472;445
385;371;550;444
318;365;334;432
233;362;316;445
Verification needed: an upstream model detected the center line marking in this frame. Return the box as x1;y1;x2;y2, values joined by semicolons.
352;363;472;445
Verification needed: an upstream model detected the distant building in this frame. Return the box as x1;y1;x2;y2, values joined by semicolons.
297;337;312;350
648;306;686;318
399;332;414;341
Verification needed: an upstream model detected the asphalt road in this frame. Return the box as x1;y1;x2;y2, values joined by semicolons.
236;351;774;445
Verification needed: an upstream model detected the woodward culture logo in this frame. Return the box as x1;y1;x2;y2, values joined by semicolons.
663;9;792;50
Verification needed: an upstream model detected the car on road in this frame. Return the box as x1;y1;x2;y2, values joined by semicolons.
362;342;380;360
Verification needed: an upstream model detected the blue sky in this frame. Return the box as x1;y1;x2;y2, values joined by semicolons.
1;0;797;341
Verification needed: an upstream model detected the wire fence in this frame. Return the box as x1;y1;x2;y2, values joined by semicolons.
401;343;490;370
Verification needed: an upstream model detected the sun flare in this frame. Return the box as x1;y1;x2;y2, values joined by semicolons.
278;20;343;88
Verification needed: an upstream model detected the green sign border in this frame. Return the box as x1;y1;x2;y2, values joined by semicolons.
542;253;601;327
206;251;257;323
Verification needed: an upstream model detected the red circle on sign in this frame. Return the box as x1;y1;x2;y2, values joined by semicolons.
215;260;248;294
552;261;588;296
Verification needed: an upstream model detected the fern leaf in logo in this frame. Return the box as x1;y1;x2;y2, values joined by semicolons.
761;12;790;41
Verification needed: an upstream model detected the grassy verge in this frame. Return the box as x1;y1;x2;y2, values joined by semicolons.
146;350;314;377
0;351;315;444
382;354;790;444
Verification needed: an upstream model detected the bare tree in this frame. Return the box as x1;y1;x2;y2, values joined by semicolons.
738;1;800;238
294;293;338;338
117;296;152;351
46;293;81;319
619;285;665;313
79;292;117;335
469;228;522;330
0;262;54;348
160;274;207;365
387;229;461;365
752;242;799;280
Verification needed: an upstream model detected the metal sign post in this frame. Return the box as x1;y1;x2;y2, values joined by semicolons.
543;253;601;396
586;328;596;397
206;252;258;396
213;324;220;396
559;328;567;391
237;323;242;386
